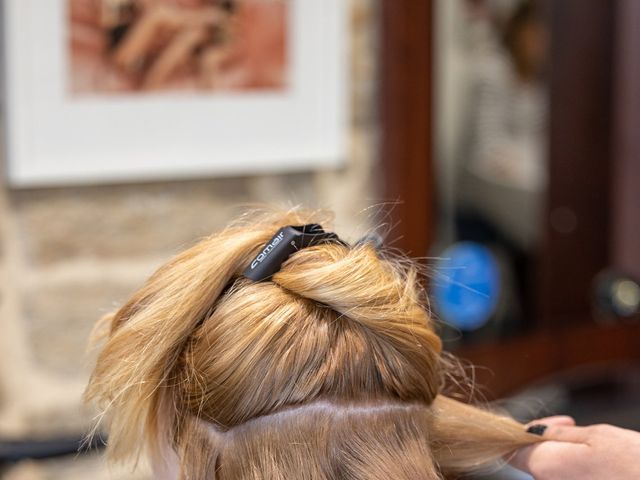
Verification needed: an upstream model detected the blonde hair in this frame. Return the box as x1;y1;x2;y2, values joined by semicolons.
85;208;540;479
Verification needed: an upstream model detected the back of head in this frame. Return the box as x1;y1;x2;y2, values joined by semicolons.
85;208;539;479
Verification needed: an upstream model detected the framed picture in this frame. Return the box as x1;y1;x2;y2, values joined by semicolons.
3;0;348;186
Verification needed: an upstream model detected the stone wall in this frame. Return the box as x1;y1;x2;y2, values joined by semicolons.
0;0;379;477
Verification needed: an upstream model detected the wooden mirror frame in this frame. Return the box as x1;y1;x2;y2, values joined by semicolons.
379;0;640;398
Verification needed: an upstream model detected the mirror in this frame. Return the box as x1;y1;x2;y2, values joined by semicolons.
432;0;549;344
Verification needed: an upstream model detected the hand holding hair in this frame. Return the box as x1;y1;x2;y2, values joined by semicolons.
510;416;640;479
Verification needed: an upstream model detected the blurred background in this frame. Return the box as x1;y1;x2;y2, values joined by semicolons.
0;0;639;479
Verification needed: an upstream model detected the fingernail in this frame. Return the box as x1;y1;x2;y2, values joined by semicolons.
526;424;548;436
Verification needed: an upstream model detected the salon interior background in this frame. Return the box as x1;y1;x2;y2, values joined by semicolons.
0;0;639;479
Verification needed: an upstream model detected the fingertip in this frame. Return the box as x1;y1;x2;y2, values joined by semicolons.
541;424;590;443
526;424;548;436
526;415;576;428
548;415;576;426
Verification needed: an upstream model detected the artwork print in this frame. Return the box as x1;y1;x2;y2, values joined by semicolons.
68;0;289;95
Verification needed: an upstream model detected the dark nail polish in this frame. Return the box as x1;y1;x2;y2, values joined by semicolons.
526;424;548;436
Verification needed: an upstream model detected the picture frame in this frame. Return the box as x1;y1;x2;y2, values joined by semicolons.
3;0;348;186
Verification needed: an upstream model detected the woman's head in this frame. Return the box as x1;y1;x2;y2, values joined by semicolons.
502;0;547;81
86;207;538;479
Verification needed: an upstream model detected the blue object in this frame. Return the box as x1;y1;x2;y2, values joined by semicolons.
432;242;500;331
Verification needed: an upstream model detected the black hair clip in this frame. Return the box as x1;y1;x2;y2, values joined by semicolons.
244;224;347;281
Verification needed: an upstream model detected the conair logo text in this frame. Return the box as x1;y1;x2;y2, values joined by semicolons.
251;231;285;269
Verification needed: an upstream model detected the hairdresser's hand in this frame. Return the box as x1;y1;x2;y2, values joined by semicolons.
510;417;640;480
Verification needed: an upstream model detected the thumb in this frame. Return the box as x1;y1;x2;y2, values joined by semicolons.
509;438;590;475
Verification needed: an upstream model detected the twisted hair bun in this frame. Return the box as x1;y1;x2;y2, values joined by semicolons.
85;208;539;479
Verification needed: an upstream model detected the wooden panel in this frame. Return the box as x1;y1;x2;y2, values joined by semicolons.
457;324;640;399
538;0;616;324
611;0;640;279
379;0;434;257
454;334;559;399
